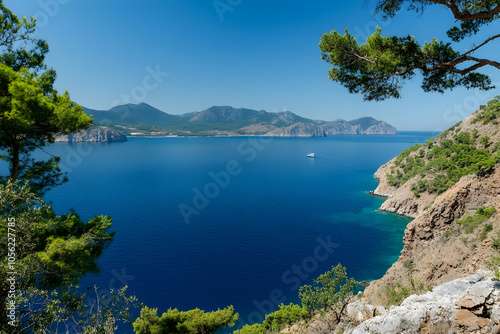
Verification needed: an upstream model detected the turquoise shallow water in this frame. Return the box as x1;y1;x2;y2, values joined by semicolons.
40;132;436;332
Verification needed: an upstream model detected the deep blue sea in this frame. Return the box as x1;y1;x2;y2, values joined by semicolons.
39;132;436;332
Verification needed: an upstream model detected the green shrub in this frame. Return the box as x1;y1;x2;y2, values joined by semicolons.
133;306;238;334
385;276;429;306
481;136;491;147
473;96;500;125
456;207;496;234
486;256;500;281
492;235;500;250
236;323;267;334
480;223;493;241
403;258;414;271
262;303;309;331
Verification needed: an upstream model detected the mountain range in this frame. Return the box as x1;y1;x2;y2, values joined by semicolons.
82;103;397;137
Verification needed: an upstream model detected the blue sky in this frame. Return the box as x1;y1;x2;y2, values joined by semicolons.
4;0;500;131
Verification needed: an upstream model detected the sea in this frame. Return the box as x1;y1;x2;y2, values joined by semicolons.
38;132;437;332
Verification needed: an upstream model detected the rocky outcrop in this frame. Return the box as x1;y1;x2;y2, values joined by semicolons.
362;121;398;134
55;126;127;142
265;117;398;137
283;272;500;334
265;122;326;137
349;272;500;334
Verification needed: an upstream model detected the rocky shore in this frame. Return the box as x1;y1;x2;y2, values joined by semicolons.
55;126;127;142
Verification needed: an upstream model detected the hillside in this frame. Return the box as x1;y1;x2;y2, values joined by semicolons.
361;98;500;311
84;104;397;137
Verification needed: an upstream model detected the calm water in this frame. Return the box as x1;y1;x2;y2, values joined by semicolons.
39;132;436;332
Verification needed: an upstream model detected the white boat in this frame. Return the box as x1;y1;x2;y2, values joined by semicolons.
307;153;316;158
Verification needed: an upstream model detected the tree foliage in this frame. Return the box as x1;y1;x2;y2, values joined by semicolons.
387;127;500;195
12;285;141;334
0;2;92;194
474;95;500;124
0;181;117;331
320;0;500;100
298;264;357;322
133;305;239;334
235;303;309;334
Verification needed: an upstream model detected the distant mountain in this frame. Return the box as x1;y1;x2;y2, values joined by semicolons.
85;103;183;130
81;103;397;137
348;117;398;134
320;117;398;135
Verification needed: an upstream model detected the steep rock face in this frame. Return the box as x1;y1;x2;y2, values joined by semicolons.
321;119;359;135
320;118;398;135
400;170;500;259
363;107;500;306
265;122;326;137
55;126;127;142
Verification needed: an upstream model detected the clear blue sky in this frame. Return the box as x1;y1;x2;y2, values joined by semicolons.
4;0;500;131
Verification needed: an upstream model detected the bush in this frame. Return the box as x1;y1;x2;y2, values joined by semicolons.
385;275;429;306
237;323;267;334
456;207;496;234
133;306;239;334
486;256;500;281
492;235;500;250
262;303;309;331
481;136;491;147
480;223;493;241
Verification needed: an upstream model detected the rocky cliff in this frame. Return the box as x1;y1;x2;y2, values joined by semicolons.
55;126;127;142
363;103;500;307
350;272;500;334
265;122;326;137
265;117;397;137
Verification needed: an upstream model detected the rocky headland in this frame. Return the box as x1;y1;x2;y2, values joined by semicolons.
364;105;500;307
265;118;398;137
55;126;127;142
